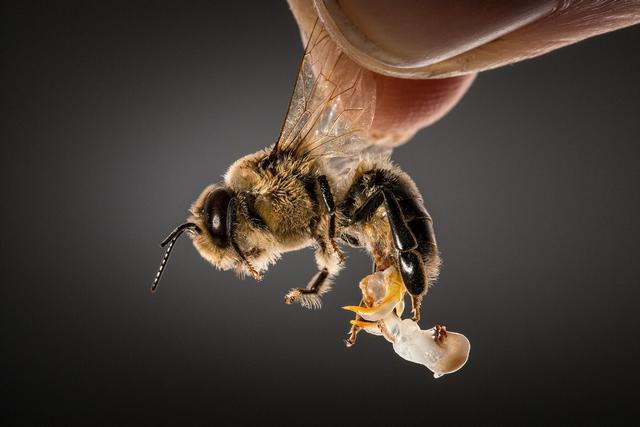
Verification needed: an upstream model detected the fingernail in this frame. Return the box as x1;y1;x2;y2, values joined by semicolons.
315;0;558;76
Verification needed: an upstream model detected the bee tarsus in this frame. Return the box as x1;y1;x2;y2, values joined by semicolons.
343;336;357;348
284;268;331;309
433;324;448;343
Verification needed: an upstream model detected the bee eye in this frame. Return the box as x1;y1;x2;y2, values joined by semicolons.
203;188;232;247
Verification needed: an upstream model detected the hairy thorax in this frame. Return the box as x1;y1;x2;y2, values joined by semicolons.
225;149;319;250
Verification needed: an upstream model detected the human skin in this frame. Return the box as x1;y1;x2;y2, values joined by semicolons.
288;0;640;144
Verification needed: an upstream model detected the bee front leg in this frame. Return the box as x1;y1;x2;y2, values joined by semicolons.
284;268;331;309
317;175;344;264
282;174;344;311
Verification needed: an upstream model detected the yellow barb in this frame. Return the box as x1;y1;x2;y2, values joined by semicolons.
342;269;405;321
349;319;376;328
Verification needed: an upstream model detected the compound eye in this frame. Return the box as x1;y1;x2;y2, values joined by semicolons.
203;188;232;247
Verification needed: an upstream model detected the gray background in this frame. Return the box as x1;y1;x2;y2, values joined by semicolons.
3;1;639;423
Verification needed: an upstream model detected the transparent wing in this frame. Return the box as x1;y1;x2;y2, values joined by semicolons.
273;20;391;177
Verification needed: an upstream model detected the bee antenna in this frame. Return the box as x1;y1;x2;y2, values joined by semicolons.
151;222;201;293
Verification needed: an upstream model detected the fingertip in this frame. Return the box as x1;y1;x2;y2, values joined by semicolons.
371;73;476;144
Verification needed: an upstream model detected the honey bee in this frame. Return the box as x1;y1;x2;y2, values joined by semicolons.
152;21;441;346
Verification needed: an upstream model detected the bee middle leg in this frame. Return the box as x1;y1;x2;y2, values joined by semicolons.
284;268;331;309
344;261;378;348
317;175;344;264
344;298;364;347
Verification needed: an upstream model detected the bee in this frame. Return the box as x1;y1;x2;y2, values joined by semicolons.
152;20;441;346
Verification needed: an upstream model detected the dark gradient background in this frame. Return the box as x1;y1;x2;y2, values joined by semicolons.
3;1;639;424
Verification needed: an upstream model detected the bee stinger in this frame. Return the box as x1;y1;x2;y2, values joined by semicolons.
152;20;441;340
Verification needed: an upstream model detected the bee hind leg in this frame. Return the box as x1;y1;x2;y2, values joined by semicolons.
382;190;431;322
349;189;429;321
284;268;331;309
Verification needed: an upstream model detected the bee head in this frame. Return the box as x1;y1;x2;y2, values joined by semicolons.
189;183;260;271
151;183;270;293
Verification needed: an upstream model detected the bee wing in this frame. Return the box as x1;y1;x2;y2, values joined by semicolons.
273;20;391;175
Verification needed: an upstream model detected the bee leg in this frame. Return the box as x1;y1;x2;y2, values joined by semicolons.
349;189;427;321
228;197;262;280
345;262;376;348
284;268;331;309
411;294;423;322
404;214;440;322
345;322;361;347
349;189;383;225
433;324;448;344
343;297;364;347
377;320;396;343
380;190;418;252
317;175;344;264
